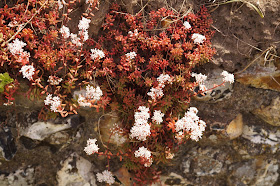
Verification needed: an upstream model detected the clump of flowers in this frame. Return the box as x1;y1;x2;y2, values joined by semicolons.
19;65;35;80
77;85;103;107
192;33;206;44
96;170;115;185
175;107;206;142
147;74;173;100
44;94;62;113
135;146;153;167
130;106;151;141
221;70;235;84
90;48;105;60
84;138;99;155
0;1;235;184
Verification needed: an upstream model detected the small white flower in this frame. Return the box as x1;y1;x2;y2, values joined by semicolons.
96;170;115;185
91;48;105;60
8;20;18;27
79;30;89;41
191;72;207;85
147;87;164;100
183;21;191;30
50;96;61;112
86;85;103;100
70;33;82;46
135;146;151;159
130;123;151;141
57;0;63;9
84;138;99;155
44;94;53;106
189;107;198;114
157;74;173;84
78;17;91;30
77;85;103;107
86;0;95;5
19;65;35;80
130;106;151;141
60;25;70;39
48;76;63;85
110;133;127;146
175;107;206;142
134;146;153;167
77;94;91;107
128;29;138;37
8;39;27;56
152;110;164;124
3;101;13;106
125;51;137;60
165;149;175;159
44;94;61;112
191;33;206;44
221;70;234;84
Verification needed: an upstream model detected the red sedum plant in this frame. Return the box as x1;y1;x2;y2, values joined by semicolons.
0;0;234;185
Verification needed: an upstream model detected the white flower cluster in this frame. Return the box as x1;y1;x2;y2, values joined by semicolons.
175;107;206;141
7;38;26;56
70;33;82;47
157;74;173;85
221;70;235;84
44;94;62;112
8;20;18;27
91;48;105;60
148;74;173;100
191;72;207;91
130;106;151;141
183;21;191;30
78;17;91;30
192;33;206;44
78;17;90;42
96;170;115;185
47;75;63;85
147;87;164;100
60;25;70;39
78;85;103;107
84;138;99;155
110;123;127;146
125;51;137;60
152;110;164;124
60;17;90;45
57;0;66;9
134;146;153;167
128;29;138;37
86;85;103;100
19;65;35;80
8;39;32;76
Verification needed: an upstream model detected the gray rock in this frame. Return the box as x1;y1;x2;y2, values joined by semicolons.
255;160;279;186
152;172;192;186
0;166;34;186
0;127;17;160
229;159;279;186
253;97;280;126
21;121;71;141
242;125;280;146
182;147;226;176
57;153;96;186
20;115;83;141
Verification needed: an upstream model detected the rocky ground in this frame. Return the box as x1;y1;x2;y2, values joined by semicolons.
1;0;280;185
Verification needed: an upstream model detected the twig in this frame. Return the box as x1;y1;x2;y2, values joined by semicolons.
2;0;48;47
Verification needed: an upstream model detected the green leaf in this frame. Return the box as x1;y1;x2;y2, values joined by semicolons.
0;72;14;92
